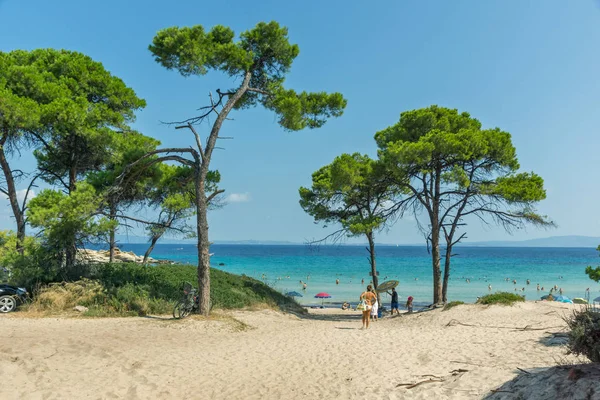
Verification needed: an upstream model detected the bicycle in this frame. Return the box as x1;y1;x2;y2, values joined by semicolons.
172;282;213;319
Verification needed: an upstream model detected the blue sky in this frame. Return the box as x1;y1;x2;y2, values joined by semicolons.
0;0;599;244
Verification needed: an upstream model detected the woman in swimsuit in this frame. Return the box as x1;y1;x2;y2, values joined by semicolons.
360;285;377;329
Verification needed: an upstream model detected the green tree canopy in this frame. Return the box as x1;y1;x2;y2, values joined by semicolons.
149;21;346;130
5;49;148;192
27;182;114;276
300;153;400;290
1;49;145;269
86;130;161;261
376;105;552;303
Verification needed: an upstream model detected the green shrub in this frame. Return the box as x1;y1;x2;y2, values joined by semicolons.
443;301;465;311
91;263;302;312
25;263;303;316
565;307;600;363
476;292;525;306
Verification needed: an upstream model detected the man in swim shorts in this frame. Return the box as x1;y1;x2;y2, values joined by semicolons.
390;287;399;315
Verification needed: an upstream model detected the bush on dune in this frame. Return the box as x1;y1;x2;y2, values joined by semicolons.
25;263;303;316
565;306;600;363
476;292;525;306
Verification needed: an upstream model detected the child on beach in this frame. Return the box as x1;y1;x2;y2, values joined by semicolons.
406;296;414;313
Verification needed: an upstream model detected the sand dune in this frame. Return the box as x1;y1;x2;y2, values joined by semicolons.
0;301;584;399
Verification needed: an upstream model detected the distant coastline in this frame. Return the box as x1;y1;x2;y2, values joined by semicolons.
112;234;600;248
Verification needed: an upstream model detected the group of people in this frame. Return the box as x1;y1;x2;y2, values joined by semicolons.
357;285;414;329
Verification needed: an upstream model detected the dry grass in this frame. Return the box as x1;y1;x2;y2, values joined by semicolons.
26;279;105;314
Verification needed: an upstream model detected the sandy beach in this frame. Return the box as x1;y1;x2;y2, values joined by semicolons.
0;301;586;399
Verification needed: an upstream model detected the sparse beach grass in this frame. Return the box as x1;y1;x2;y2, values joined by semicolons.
477;292;525;306
443;300;465;311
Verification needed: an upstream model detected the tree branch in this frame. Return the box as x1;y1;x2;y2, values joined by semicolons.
114;213;190;234
176;123;204;163
247;87;271;95
207;189;225;204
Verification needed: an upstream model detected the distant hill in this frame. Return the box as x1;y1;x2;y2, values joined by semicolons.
114;235;195;245
112;234;600;248
113;235;295;245
457;235;600;248
211;240;297;245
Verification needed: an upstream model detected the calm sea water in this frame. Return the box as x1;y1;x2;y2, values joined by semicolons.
104;244;600;307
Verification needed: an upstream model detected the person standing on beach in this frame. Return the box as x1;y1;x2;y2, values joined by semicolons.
370;288;379;322
359;285;377;329
390;287;399;315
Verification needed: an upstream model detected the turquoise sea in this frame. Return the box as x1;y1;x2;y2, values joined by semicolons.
107;244;600;307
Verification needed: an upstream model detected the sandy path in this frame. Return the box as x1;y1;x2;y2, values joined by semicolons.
0;301;581;399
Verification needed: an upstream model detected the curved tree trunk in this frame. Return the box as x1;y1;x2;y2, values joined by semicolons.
143;234;161;265
0;133;26;254
195;71;253;316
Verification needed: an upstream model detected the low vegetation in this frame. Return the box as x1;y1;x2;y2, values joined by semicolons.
24;263;303;317
565;306;600;363
476;292;525;306
443;301;465;311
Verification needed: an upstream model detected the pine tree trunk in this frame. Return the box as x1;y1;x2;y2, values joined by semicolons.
366;232;378;287
108;202;116;263
65;244;77;277
194;71;252;316
431;167;442;305
431;228;442;304
196;166;211;316
143;234;160;265
66;166;78;273
366;231;381;305
0;134;26;255
442;245;452;303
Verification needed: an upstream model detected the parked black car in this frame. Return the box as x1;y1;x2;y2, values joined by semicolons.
0;284;28;313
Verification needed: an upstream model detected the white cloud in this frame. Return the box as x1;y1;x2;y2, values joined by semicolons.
17;189;35;204
2;189;35;204
226;192;251;203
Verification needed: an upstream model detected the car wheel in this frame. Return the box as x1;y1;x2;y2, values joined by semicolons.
0;295;16;313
